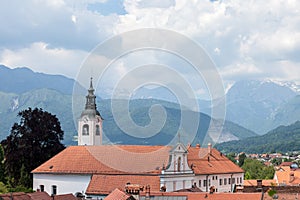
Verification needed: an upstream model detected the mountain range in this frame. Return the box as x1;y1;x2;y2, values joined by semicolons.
215;121;300;154
0;65;299;149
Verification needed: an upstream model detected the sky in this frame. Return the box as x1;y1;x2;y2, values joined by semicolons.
0;0;299;98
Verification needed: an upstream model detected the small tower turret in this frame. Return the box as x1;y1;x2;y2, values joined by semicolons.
78;78;103;145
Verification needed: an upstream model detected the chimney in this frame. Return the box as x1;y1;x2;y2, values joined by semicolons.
187;143;191;148
125;184;143;200
290;172;295;183
257;180;262;190
208;143;212;154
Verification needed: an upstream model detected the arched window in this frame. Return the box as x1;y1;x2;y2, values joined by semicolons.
96;125;100;135
82;124;89;135
177;157;181;172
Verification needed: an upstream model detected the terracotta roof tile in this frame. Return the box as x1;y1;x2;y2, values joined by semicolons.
263;192;300;200
0;192;31;200
54;193;77;200
275;167;300;185
187;192;263;200
280;162;293;167
86;174;160;195
187;147;244;174
32;145;170;174
28;192;51;200
32;145;243;176
105;188;132;200
139;192;262;200
243;179;275;186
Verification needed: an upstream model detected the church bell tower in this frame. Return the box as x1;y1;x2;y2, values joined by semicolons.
78;78;103;145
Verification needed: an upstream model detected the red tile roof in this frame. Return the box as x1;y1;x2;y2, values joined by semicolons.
0;192;77;200
263;192;300;200
280;162;293;167
32;145;170;174
187;192;263;200
243;179;275;187
105;188;132;200
139;192;262;200
28;192;51;200
0;192;31;200
54;193;77;200
33;145;243;175
86;174;160;195
187;147;244;174
275;167;300;185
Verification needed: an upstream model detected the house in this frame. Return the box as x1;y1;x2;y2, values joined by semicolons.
32;78;244;198
273;162;300;186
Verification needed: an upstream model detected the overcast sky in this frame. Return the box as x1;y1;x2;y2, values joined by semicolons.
0;0;299;96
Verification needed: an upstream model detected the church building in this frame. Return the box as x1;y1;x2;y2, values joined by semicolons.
32;78;244;199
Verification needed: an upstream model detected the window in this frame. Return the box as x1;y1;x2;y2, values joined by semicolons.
216;176;218;180
204;180;207;187
232;178;235;184
240;177;242;183
224;178;227;185
177;157;181;172
96;125;100;135
52;185;57;195
237;177;239;184
209;179;211;186
228;178;231;184
40;185;44;192
212;176;215;180
199;180;201;187
219;179;222;186
82;124;89;135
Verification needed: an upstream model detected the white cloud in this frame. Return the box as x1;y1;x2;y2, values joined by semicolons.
0;0;299;85
0;42;87;78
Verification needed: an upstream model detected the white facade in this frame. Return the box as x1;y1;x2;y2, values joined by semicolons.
160;143;195;192
33;174;91;195
78;115;102;145
193;173;244;193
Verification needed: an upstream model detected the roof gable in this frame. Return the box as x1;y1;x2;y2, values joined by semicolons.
170;143;188;153
187;147;244;174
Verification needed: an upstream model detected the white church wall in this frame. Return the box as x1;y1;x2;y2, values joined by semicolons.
33;174;91;195
160;175;194;192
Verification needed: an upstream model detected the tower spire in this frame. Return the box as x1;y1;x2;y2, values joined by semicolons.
81;77;102;118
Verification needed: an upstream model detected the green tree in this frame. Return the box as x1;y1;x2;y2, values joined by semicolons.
244;171;251;179
0;145;6;184
238;153;246;167
1;107;65;188
0;182;8;194
226;152;237;164
242;158;275;180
